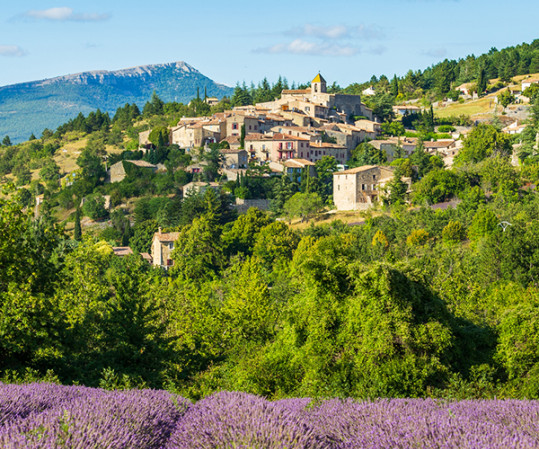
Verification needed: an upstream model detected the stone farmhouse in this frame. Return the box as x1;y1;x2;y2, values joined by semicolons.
106;160;158;183
151;229;180;269
333;165;398;211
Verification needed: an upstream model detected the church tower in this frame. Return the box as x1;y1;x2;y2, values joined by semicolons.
311;73;327;94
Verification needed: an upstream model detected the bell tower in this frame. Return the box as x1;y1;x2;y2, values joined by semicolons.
311;73;327;94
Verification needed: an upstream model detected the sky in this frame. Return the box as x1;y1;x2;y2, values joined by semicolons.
0;1;537;89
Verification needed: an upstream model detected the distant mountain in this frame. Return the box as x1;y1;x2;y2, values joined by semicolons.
0;62;233;143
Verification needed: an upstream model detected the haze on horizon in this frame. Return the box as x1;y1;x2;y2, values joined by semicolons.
0;0;537;89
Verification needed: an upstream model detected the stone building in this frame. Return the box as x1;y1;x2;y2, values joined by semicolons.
333;165;396;211
220;148;248;169
151;229;180;269
106;160;158;183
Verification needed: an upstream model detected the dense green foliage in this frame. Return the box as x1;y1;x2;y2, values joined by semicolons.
2;147;539;400
343;39;539;100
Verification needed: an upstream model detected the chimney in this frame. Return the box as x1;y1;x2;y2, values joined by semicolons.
158;227;162;234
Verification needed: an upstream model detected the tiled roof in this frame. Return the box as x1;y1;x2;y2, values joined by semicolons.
126;160;157;168
285;159;315;167
281;89;310;94
310;142;346;149
272;133;310;141
334;165;387;175
244;133;268;141
154;232;180;242
112;247;133;257
423;140;455;148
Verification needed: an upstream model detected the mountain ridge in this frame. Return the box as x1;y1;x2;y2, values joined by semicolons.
0;62;233;143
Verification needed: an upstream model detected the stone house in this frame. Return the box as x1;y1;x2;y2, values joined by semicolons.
521;78;539;91
220;148;248;169
244;133;311;162
138;129;153;149
269;158;316;183
183;181;221;196
392;105;422;116
333;165;397;211
308;142;348;165
107;160;158;183
151;229;180;269
226;112;261;137
171;121;223;149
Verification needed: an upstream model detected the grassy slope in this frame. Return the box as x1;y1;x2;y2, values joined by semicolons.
434;72;538;119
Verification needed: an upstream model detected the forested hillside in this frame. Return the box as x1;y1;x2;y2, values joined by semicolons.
1;39;539;401
343;39;539;100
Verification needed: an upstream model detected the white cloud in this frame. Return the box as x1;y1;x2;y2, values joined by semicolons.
0;45;26;57
290;24;385;41
24;7;109;22
256;39;359;57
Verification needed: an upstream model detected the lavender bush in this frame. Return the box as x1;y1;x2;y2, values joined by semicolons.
1;383;539;448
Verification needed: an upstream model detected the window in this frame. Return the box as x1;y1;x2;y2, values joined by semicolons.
362;184;366;191
373;175;376;180
232;123;238;130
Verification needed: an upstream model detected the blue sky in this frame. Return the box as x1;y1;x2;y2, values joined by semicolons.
0;1;537;89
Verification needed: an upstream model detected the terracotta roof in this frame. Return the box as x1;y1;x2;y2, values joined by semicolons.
274;125;318;133
272;133;310;141
423;140;455;148
222;135;241;144
285;159;315;167
140;252;152;263
265;114;288;121
281;89;310;94
154;232;180;243
311;142;346;149
244;133;268;141
112;247;133;257
220;148;246;154
334;165;386;175
126;160;157;168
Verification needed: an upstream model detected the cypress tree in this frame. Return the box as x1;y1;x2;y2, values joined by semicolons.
391;74;399;97
240;125;246;149
74;208;82;241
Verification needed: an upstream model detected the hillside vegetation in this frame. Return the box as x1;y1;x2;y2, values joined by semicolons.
1;40;539;401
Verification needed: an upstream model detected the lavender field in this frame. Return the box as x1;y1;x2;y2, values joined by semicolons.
1;383;538;448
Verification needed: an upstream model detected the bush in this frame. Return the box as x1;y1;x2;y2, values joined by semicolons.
82;194;109;221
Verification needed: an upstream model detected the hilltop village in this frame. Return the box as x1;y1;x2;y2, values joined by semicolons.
137;74;460;214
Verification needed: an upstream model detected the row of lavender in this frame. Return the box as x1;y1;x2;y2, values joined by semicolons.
1;383;538;448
